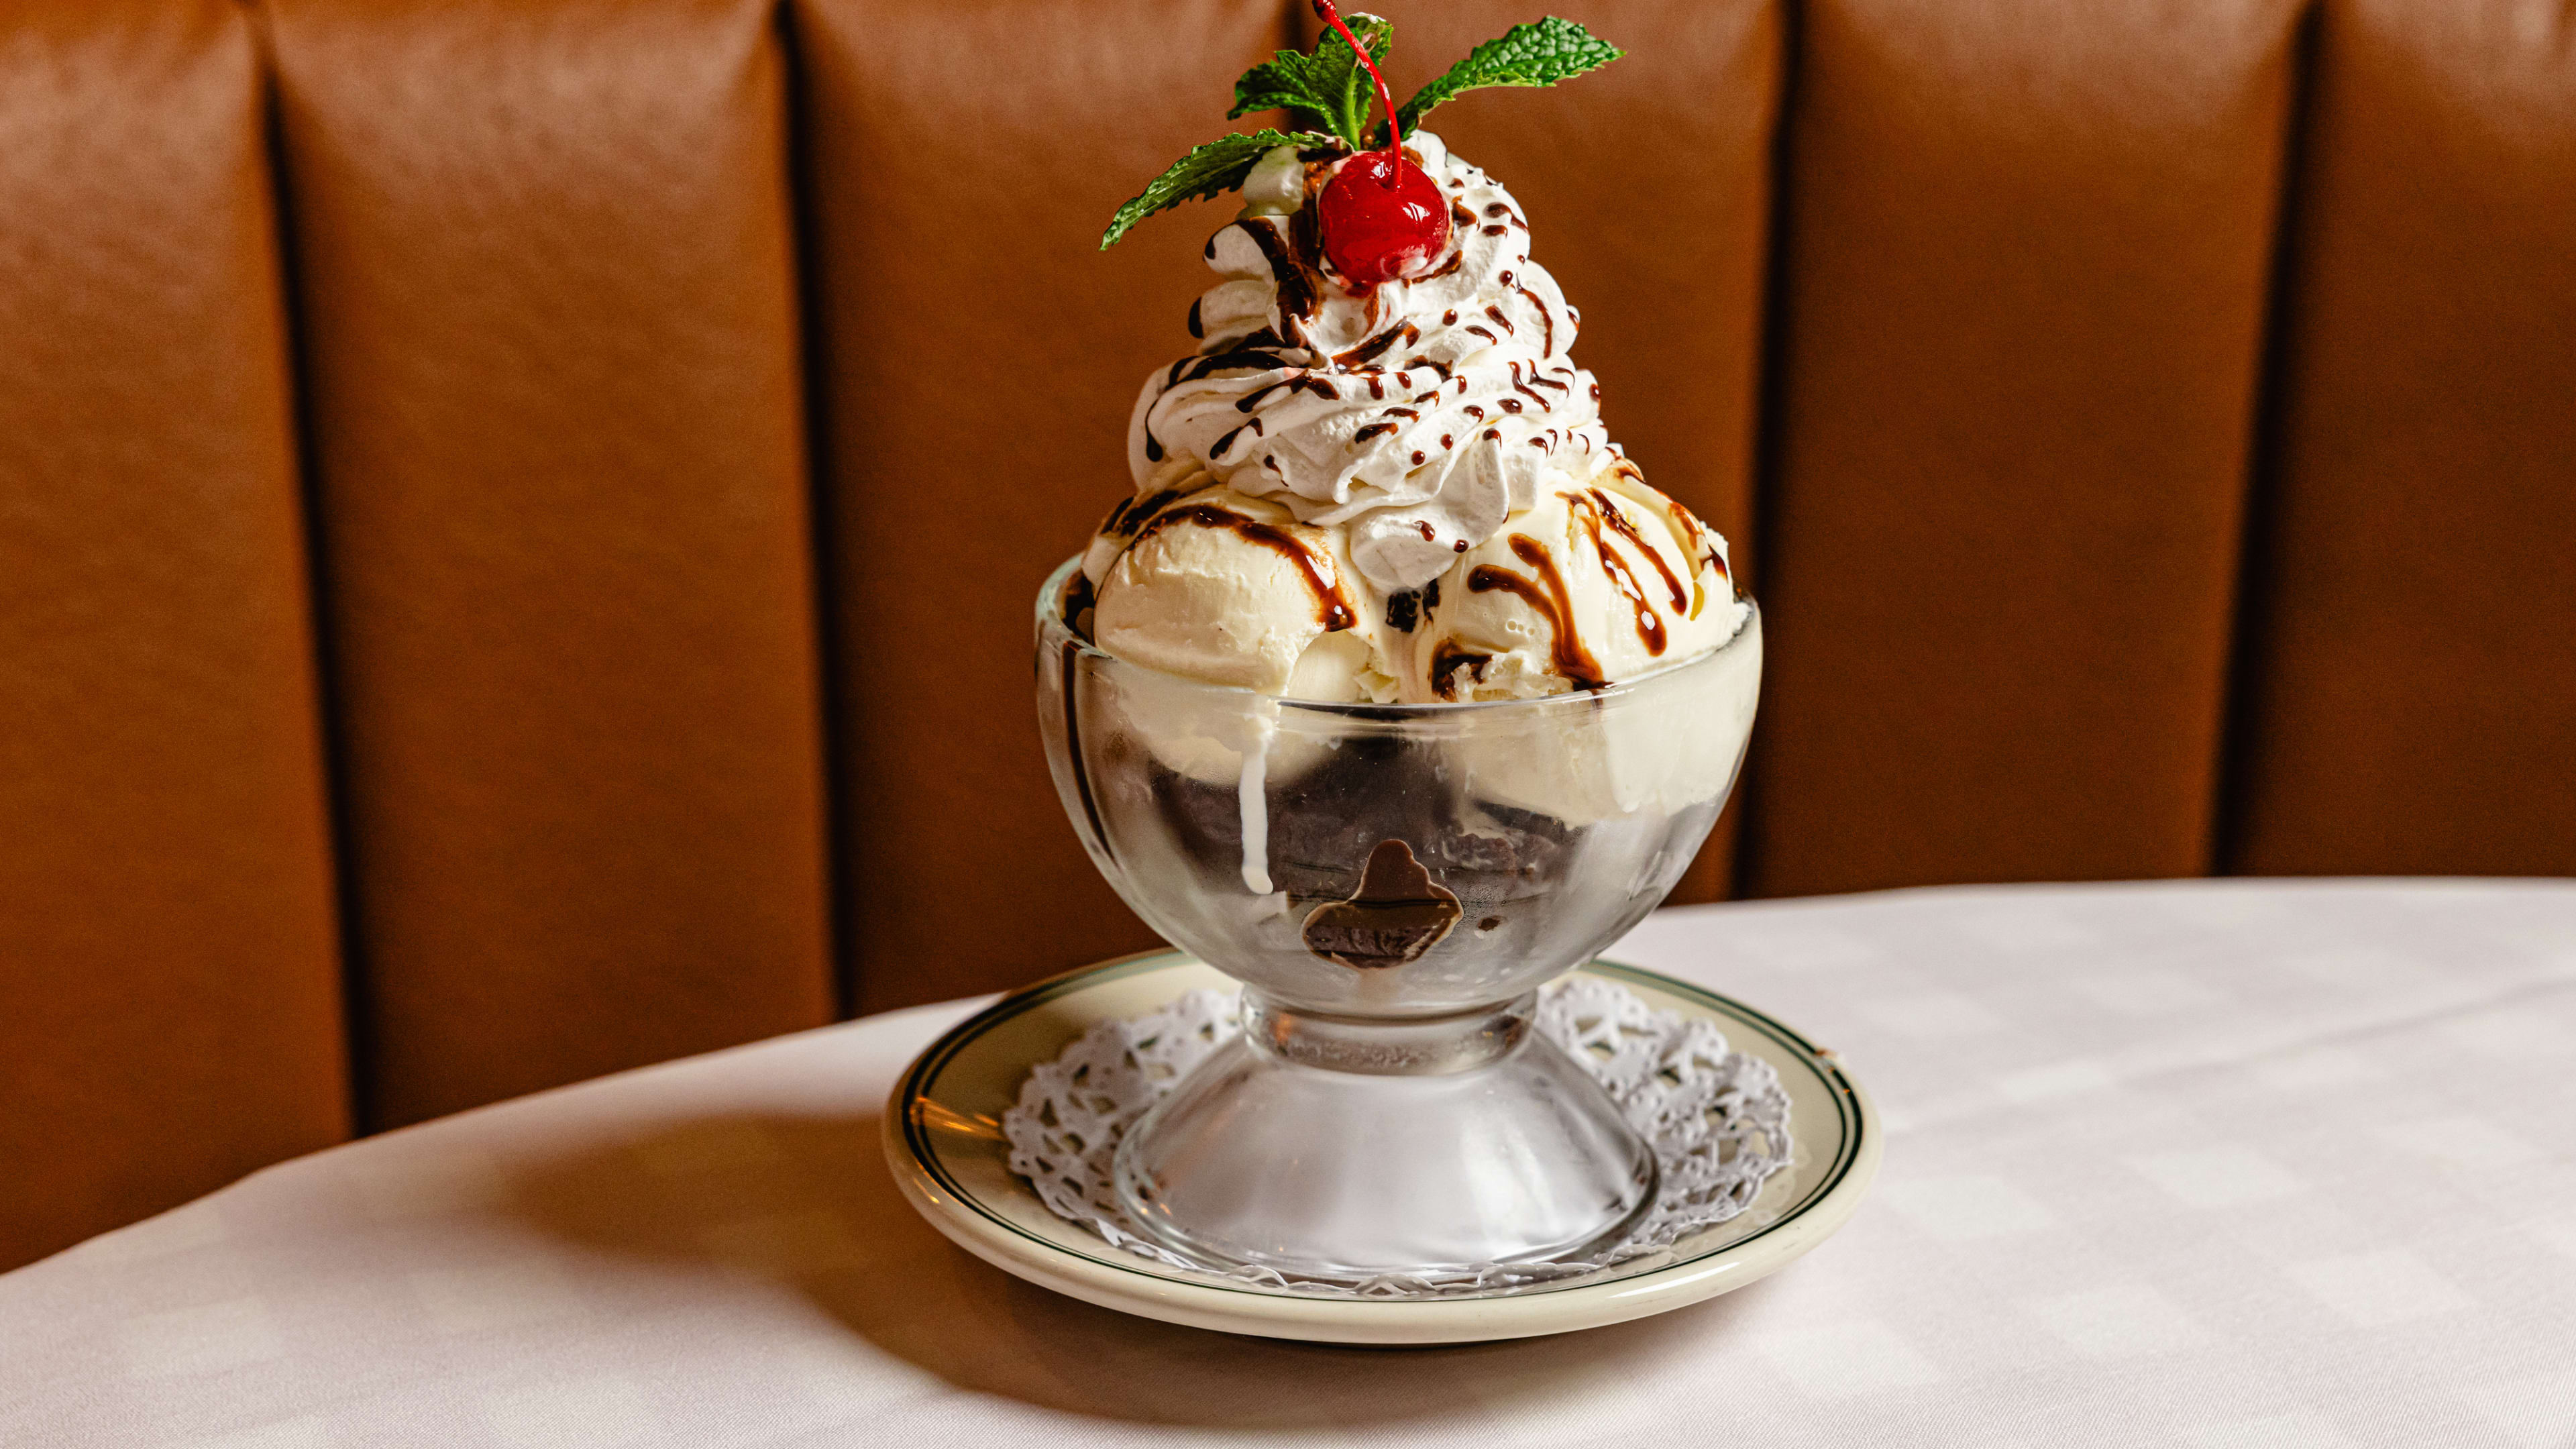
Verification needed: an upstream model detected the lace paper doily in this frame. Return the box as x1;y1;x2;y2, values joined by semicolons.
1002;977;1794;1297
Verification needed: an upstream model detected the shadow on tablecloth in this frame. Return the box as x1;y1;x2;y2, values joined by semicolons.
502;1109;1772;1429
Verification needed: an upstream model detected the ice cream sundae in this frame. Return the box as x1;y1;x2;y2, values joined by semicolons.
1028;7;1768;1282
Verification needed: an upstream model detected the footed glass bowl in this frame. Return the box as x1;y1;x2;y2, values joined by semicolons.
1035;557;1762;1284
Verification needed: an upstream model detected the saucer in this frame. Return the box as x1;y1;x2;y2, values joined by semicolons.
884;951;1879;1344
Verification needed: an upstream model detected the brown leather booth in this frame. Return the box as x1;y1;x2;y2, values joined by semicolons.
3;0;2569;1271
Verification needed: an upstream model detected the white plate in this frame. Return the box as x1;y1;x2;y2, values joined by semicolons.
884;951;1878;1344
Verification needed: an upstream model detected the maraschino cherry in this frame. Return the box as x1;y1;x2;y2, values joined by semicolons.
1311;0;1450;286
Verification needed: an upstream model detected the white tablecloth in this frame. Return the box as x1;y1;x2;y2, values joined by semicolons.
6;881;2573;1448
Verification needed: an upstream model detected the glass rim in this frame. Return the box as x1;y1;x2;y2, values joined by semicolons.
1036;554;1758;718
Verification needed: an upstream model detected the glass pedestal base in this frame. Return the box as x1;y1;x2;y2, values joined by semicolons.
1110;991;1659;1284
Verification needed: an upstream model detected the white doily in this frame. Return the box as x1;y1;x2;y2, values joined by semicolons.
1002;977;1794;1297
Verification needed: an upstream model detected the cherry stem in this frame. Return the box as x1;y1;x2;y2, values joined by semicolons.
1311;0;1403;166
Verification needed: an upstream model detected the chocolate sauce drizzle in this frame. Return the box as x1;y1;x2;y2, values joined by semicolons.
1508;362;1552;411
1618;461;1725;619
1504;286;1546;353
1211;417;1265;458
1672;501;1727;580
1429;641;1492;700
1234;379;1292;413
1585;486;1688;612
1333;322;1419;370
1182;345;1300;385
1241;218;1321;323
1468;534;1605;688
1563;491;1666;656
1099;482;1201;541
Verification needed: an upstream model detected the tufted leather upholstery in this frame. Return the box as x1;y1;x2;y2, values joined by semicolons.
1;0;2569;1269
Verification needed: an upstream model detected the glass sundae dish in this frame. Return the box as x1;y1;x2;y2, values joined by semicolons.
1038;6;1761;1284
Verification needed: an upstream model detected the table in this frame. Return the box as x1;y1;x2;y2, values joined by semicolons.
5;881;2573;1448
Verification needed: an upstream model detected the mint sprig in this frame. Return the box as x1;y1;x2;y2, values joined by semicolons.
1227;13;1393;150
1100;128;1338;250
1397;18;1623;133
1099;14;1624;249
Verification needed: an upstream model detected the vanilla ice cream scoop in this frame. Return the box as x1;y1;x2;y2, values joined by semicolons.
1093;482;1353;694
1405;452;1744;701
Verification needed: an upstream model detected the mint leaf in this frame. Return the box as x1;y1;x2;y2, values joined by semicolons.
1227;13;1393;150
1100;129;1337;250
1397;17;1622;133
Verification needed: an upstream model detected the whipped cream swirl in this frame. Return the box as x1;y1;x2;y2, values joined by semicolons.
1125;131;1607;594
